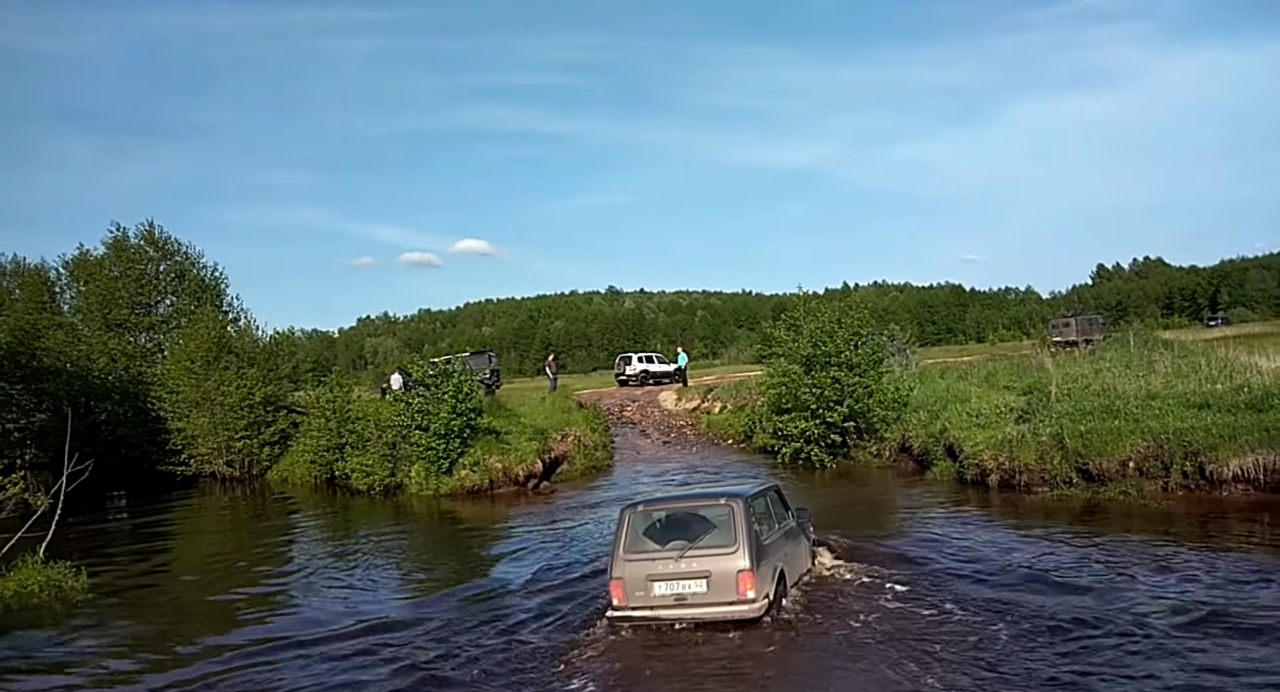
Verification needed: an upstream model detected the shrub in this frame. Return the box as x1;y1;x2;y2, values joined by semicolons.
393;356;486;482
752;292;912;466
0;553;89;611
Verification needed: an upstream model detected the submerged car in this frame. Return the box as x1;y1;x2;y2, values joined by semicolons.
605;481;814;625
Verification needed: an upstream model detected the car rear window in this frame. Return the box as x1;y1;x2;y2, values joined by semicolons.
622;504;737;554
617;355;632;367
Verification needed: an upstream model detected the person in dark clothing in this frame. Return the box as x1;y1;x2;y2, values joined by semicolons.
545;352;558;393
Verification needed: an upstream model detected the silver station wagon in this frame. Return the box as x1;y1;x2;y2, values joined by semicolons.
605;481;815;625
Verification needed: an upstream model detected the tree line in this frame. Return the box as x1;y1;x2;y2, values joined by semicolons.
4;220;1279;504
277;252;1280;384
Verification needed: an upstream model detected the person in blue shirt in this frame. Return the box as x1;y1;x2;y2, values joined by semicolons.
675;346;689;387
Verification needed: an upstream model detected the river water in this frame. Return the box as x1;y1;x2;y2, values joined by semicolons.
2;428;1279;692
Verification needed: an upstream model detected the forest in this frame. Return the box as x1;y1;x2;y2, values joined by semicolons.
4;219;1280;506
275;251;1280;385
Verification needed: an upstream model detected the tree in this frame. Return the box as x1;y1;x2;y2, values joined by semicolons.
751;292;912;467
158;308;297;479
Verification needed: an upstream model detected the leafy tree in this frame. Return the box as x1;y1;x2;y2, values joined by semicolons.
752;292;912;467
158;308;297;479
392;356;486;484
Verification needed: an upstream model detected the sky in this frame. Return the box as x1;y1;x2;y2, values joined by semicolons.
2;0;1278;330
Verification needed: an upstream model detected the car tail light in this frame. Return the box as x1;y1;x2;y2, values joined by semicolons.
736;569;756;600
609;578;627;607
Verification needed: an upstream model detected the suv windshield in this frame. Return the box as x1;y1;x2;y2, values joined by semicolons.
465;353;492;370
622;504;737;554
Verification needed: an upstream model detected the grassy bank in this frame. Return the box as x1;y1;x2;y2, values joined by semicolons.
269;366;612;497
684;332;1280;494
441;389;612;494
0;553;89;611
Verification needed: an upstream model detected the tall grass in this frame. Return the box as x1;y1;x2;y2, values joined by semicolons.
897;331;1280;492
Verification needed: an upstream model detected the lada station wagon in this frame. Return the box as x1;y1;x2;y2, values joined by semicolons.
605;482;815;625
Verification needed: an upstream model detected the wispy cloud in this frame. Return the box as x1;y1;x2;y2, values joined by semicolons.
448;238;499;257
348;256;377;267
233;206;449;249
397;251;443;268
960;254;984;264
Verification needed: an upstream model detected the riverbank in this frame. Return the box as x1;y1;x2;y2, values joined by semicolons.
269;370;612;497
673;332;1280;495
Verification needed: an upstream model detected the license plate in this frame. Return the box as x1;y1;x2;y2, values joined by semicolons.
651;579;708;596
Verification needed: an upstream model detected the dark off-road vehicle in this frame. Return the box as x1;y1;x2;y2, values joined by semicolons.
1047;314;1106;349
428;350;503;394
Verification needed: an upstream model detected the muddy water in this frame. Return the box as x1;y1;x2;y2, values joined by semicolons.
2;429;1279;692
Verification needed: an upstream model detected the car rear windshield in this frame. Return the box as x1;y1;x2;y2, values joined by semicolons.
622;504;737;554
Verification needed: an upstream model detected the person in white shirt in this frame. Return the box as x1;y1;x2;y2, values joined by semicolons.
389;369;404;392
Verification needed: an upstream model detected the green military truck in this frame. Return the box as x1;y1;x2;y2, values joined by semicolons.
1047;313;1106;349
427;350;503;394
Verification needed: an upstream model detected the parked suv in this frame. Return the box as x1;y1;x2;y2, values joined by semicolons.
605;482;815;625
614;352;679;386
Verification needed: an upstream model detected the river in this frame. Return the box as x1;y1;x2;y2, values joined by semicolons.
2;426;1279;691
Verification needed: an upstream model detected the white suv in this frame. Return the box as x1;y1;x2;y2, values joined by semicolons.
614;352;678;386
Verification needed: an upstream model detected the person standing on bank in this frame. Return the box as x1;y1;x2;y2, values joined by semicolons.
545;351;558;393
676;346;689;387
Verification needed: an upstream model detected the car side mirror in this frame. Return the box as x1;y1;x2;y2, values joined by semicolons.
794;507;811;524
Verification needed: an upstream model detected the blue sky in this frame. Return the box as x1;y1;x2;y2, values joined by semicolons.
2;0;1278;330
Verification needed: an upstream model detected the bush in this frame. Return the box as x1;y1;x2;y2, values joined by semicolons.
393;356;486;483
751;292;912;466
0;553;89;611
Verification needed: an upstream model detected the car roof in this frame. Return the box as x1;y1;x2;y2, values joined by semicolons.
620;482;776;511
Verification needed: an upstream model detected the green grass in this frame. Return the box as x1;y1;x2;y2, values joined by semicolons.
0;553;89;611
500;362;762;394
915;340;1036;362
685;330;1280;494
435;387;612;494
895;332;1280;492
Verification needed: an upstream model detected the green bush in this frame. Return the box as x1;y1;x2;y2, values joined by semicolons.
393;356;486;482
0;553;89;611
751;292;912;466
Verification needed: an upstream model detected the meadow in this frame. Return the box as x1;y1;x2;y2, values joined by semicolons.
663;322;1280;494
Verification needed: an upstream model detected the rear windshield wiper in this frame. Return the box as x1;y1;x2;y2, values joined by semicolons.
673;526;717;561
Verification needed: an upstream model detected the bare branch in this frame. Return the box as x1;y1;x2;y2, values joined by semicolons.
39;410;75;559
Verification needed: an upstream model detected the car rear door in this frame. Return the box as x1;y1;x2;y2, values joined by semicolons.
763;487;810;583
747;492;784;592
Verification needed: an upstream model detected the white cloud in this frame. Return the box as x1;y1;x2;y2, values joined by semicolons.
960;254;984;264
448;238;498;256
397;251;443;268
348;256;377;267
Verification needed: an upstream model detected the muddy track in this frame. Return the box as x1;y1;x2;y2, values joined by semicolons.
576;373;754;453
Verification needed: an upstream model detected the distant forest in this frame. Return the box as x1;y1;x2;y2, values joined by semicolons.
273;251;1280;382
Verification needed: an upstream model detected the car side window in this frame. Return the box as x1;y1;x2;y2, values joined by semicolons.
749;494;779;539
765;489;792;525
641;355;654;365
655;354;669;365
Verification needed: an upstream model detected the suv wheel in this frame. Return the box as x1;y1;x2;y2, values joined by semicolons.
638;372;650;387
